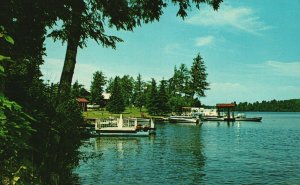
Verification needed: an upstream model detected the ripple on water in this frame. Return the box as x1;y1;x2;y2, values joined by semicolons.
73;113;300;184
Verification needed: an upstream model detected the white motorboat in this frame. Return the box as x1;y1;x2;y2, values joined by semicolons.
235;113;262;122
169;116;200;124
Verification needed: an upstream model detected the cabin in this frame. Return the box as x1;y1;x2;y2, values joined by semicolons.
76;98;89;112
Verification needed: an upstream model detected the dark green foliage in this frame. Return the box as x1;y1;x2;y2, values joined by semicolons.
0;96;37;184
1;8;84;182
1;0;49;103
157;79;171;115
120;75;135;106
106;77;114;93
51;97;83;183
0;29;38;184
167;53;209;111
193;98;202;107
236;99;300;112
107;75;135;107
106;76;125;114
71;80;90;98
169;64;190;96
190;53;209;98
90;71;106;106
168;95;193;113
146;79;160;115
133;74;146;111
23;81;83;185
7;75;83;184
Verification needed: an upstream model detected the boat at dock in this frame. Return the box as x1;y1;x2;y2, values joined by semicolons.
201;113;262;122
169;116;201;124
94;115;155;136
235;113;262;122
202;116;224;121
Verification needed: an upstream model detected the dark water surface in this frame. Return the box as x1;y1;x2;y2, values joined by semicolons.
73;113;300;184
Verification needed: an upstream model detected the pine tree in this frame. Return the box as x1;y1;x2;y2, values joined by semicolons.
90;71;106;106
168;64;194;110
120;75;134;106
133;74;145;111
71;80;90;98
190;53;210;98
169;64;190;96
178;64;190;95
106;77;114;93
106;76;125;114
157;79;171;115
146;79;159;115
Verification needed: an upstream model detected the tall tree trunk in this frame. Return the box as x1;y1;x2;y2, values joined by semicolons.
59;0;84;97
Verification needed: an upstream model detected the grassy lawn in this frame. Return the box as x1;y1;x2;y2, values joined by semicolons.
83;107;151;119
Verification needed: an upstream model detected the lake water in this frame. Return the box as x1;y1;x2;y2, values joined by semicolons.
73;112;300;184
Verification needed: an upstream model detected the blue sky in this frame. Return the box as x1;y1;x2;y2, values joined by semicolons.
41;0;300;105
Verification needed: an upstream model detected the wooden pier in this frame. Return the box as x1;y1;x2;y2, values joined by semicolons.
216;102;236;121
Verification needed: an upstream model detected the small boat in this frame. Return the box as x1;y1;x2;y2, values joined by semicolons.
202;116;224;121
235;113;262;122
136;118;156;134
94;115;155;136
169;116;200;124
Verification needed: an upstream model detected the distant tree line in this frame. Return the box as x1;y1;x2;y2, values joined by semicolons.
236;99;300;112
73;53;210;115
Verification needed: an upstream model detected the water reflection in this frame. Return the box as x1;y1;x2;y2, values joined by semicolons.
73;114;300;184
207;121;236;127
156;123;206;184
73;123;207;184
94;137;143;158
191;126;206;183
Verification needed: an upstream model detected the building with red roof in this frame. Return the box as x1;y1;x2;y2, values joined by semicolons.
76;98;89;112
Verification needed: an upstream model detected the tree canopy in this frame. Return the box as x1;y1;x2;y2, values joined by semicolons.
133;74;146;111
106;76;125;114
146;78;159;115
46;0;223;97
190;53;210;98
71;80;90;98
102;53;210;115
90;71;106;106
157;79;171;115
236;99;300;112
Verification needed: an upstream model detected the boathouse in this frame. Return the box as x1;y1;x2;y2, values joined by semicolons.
216;102;236;121
76;98;89;112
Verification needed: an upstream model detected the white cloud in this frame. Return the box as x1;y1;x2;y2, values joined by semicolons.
265;60;300;77
195;36;214;47
250;60;300;78
187;5;270;35
41;58;106;89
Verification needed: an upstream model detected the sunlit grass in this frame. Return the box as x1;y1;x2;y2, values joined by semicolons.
83;107;150;119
